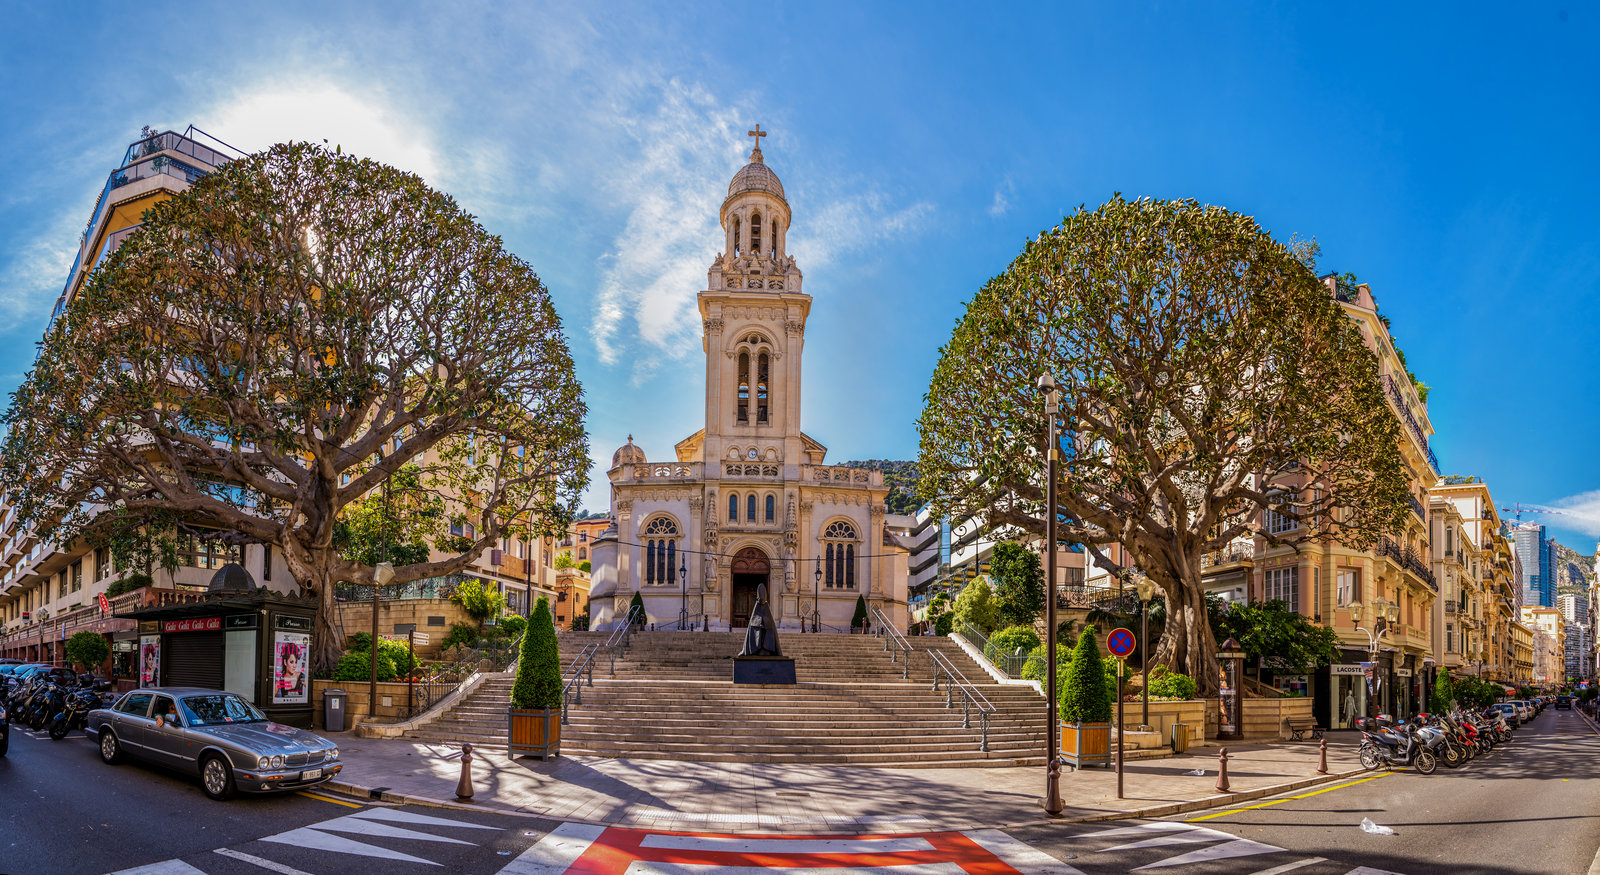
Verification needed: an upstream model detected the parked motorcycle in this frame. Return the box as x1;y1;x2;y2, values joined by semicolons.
1359;715;1437;774
49;686;100;740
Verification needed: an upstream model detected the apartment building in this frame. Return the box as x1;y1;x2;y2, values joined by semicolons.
1510;521;1556;608
1558;592;1590;681
1520;606;1565;685
1430;478;1519;685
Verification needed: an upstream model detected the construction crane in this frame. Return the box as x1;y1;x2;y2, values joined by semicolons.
1502;503;1567;521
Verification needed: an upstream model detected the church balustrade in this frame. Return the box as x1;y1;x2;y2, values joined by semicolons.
626;462;703;481
801;465;881;486
723;463;780;478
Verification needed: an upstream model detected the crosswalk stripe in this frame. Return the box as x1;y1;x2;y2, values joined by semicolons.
351;806;499;829
637;836;937;854
260;825;439;865
213;847;317;875
613;865;967;874
496;823;607;875
960;829;1089;875
1131;837;1286;870
1245;858;1327;875
108;861;208;875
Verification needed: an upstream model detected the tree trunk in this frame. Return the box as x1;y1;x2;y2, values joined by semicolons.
312;577;343;677
1151;559;1222;696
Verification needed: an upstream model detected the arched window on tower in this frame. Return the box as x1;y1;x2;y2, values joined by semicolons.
732;215;741;256
642;517;679;586
747;494;757;522
737;352;750;424
822;521;858;589
728;493;739;522
750;211;762;256
765;495;776;523
771;219;779;258
756;353;770;424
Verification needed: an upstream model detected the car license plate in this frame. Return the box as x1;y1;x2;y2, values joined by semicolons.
301;768;322;780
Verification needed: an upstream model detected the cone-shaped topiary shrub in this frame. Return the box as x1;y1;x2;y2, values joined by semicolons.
1060;625;1113;724
511;596;562;709
628;590;645;624
853;594;870;630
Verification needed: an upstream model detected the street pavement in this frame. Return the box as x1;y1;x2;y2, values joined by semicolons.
6;705;1598;873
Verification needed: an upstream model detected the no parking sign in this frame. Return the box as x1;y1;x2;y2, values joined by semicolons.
1106;627;1136;660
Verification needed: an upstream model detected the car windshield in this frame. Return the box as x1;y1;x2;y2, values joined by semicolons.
179;694;266;726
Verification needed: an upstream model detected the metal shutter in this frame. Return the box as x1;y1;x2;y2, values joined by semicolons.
164;631;225;690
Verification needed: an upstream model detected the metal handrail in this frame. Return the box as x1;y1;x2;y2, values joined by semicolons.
401;632;524;720
559;642;600;723
958;621;1029;678
929;648;996;751
606;604;644;672
870;604;912;678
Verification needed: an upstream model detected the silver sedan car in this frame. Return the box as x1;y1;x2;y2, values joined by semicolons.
87;687;342;800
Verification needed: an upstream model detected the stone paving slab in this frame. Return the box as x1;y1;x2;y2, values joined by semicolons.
321;728;1369;833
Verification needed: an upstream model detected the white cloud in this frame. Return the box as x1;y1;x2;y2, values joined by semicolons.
988;177;1014;217
0;209;83;328
1551;491;1600;538
790;193;934;270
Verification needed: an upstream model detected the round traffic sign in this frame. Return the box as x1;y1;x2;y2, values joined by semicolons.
1106;627;1136;659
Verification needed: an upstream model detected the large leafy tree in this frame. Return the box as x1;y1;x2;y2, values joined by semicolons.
989;541;1045;628
918;196;1410;693
1207;596;1340;675
1;142;589;673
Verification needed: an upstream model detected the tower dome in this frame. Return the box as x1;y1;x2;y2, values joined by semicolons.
611;435;646;468
726;150;786;202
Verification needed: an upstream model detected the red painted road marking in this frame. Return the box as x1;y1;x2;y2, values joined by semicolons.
502;824;1083;874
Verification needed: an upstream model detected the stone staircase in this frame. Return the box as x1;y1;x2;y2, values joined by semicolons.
401;630;1049;767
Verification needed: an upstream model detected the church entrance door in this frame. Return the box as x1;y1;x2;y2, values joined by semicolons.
729;547;770;629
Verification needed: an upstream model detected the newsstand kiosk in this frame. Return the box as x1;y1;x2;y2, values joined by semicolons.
114;564;318;728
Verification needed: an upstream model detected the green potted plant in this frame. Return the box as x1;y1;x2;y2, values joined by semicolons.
508;596;563;759
1060;625;1113;769
852;594;870;633
629;590;646;629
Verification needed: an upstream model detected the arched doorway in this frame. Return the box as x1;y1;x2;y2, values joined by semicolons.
729;547;770;629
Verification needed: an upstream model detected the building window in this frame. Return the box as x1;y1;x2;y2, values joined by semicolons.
756;353;770;424
747;494;757;522
1336;569;1360;605
765;495;776;523
1264;566;1299;609
578;547;587;560
732;214;741;255
71;561;83;593
579;532;588;543
1265;508;1298;535
770;219;778;258
176;533;242;570
737;352;750;424
750;211;762;255
95;547;109;580
263;547;272;581
728;493;739;521
823;520;858;589
642;517;679;586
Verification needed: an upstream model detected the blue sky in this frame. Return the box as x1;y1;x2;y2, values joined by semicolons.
1;2;1597;554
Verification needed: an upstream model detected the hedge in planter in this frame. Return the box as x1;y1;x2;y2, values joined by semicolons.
509;596;563;758
1059;625;1113;768
628;590;646;625
852;595;869;631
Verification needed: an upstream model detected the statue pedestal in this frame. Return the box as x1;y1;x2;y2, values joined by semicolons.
733;656;796;685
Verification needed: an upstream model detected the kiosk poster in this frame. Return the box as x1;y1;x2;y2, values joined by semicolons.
139;635;160;687
272;631;309;704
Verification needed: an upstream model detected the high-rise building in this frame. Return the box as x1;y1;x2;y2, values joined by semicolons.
1509;521;1555;608
1558;592;1591;681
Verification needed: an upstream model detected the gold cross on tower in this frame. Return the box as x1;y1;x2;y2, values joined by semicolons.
748;124;767;144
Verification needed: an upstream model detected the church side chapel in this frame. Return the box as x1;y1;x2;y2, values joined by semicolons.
590;128;912;633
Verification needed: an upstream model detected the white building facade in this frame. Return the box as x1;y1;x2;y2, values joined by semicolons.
589;135;910;632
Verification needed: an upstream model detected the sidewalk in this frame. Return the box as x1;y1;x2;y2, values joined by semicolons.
322;731;1369;833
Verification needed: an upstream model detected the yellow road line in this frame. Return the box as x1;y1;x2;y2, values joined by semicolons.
1187;771;1393;822
296;790;364;808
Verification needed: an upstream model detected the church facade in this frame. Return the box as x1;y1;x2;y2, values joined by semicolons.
589;133;910;632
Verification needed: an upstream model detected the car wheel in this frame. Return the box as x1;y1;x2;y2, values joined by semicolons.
201;755;236;801
99;730;123;764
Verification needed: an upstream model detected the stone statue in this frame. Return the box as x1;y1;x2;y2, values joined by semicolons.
738;583;782;657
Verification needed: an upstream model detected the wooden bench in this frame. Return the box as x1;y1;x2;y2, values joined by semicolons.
1285;716;1323;741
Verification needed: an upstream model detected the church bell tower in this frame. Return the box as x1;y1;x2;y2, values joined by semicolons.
699;126;811;470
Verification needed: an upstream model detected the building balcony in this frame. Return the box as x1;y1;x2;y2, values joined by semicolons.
1377;537;1437;591
1381;374;1440;474
1201;543;1256;570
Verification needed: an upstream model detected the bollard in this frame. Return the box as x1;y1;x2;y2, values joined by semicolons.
1215;747;1230;793
455;742;475;800
1316;737;1329;776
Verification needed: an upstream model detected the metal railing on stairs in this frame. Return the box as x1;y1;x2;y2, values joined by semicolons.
401;632;524;720
955;622;1029;678
561;604;643;724
929;648;997;752
869;604;912;678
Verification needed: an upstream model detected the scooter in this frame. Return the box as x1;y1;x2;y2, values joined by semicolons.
1359;715;1437;774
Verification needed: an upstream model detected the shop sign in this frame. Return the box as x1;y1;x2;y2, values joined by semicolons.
163;616;222;633
224;614;258;630
275;615;312;631
1395;668;1413;678
1330;663;1366;676
138;620;161;634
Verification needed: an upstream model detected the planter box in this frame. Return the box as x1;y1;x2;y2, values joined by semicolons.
1120;699;1206;749
1060;721;1112;769
1202;696;1315;740
508;707;561;759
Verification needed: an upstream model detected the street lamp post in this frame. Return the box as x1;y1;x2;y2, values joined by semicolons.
524;522;534;620
679;559;689;630
1349;596;1398;719
1133;573;1160;731
1037;373;1062;816
368;560;395;717
813;561;822;633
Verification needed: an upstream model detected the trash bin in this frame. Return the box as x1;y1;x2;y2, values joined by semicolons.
1171;722;1190;754
324;689;348;733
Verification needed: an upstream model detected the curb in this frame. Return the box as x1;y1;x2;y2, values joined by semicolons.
321;762;1375;833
